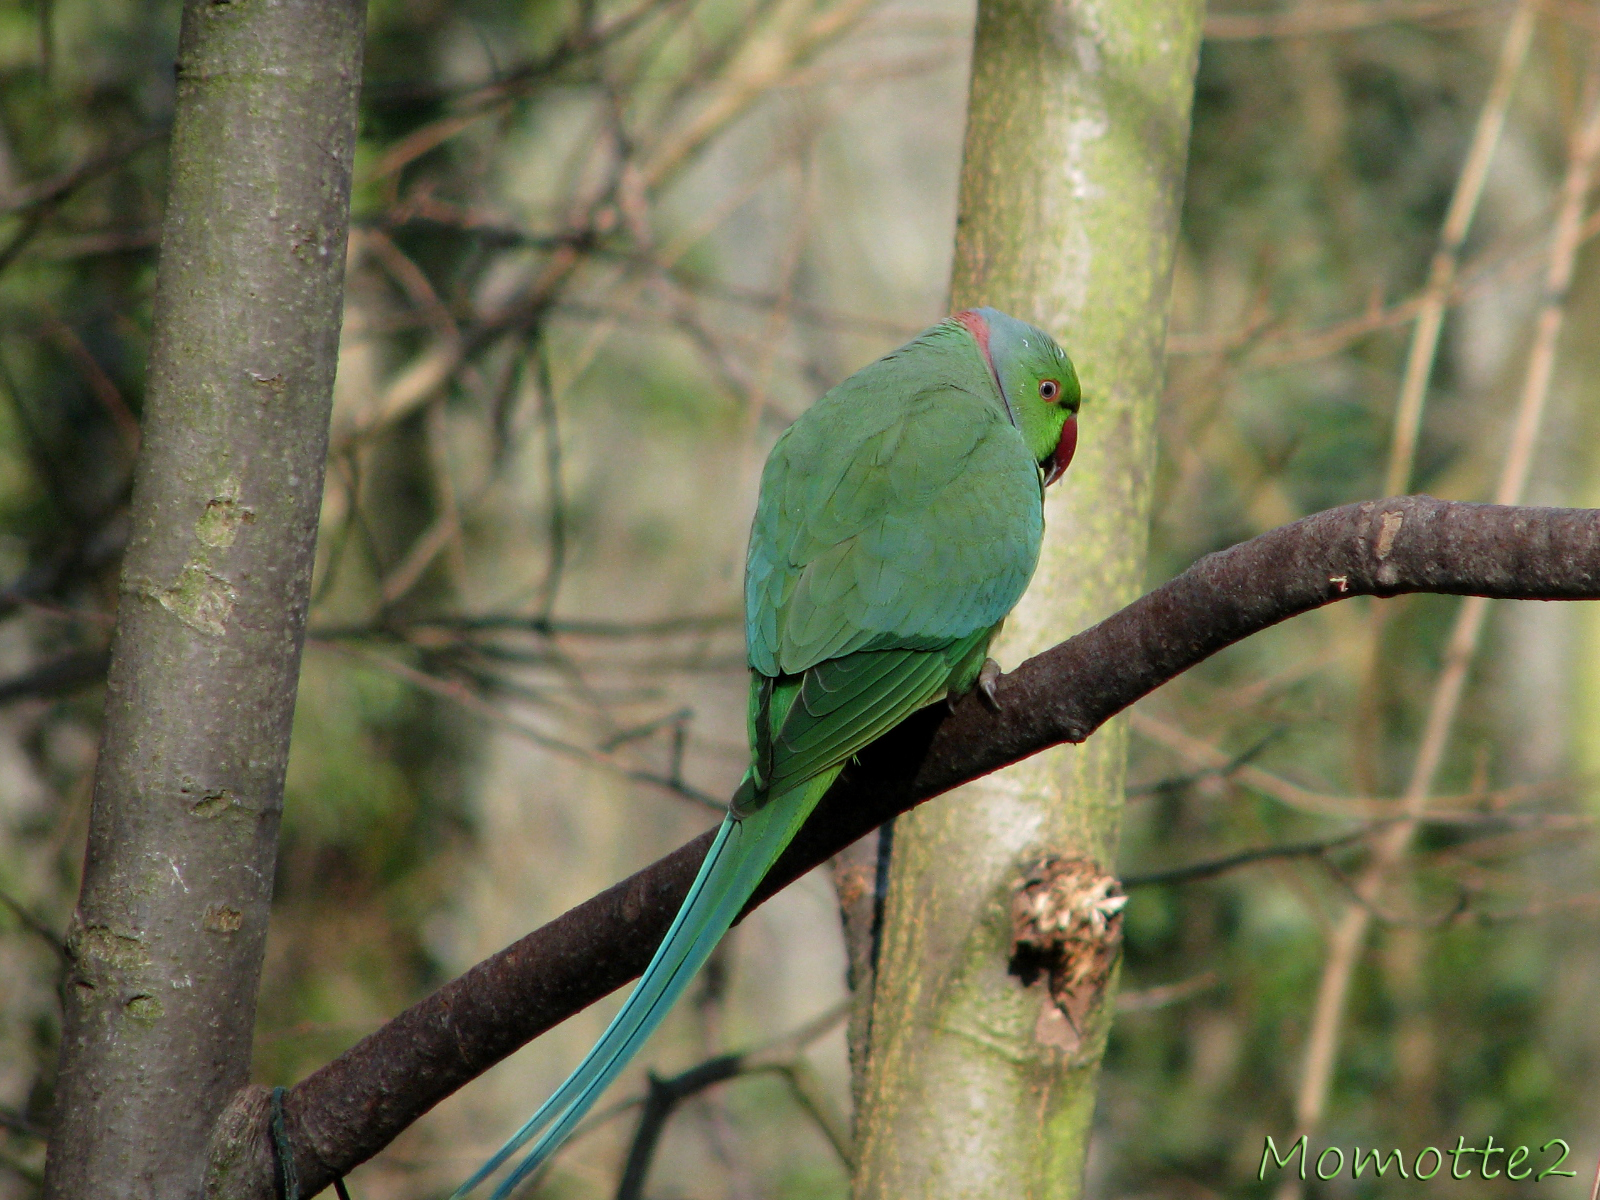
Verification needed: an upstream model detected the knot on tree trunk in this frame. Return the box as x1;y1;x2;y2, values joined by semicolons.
1008;856;1125;1054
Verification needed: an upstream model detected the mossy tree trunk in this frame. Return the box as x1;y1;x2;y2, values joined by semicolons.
850;2;1204;1196
41;3;365;1197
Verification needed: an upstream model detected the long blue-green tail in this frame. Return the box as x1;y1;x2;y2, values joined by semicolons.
453;771;835;1200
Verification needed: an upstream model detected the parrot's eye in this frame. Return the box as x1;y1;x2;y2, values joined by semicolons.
1039;379;1060;402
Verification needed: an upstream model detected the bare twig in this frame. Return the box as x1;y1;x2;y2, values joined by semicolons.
0;886;67;964
1117;971;1221;1013
1385;0;1535;497
531;335;568;620
1123;828;1377;889
377;512;461;606
0;648;110;706
1129;709;1569;817
0;1146;43;1187
0;128;165;219
0;130;166;277
1122;812;1587;890
1204;0;1502;41
612;1000;851;1200
335;0;887;456
634;0;878;191
362;0;669;111
317;640;727;812
1470;892;1600;922
1130;710;1377;817
1166;203;1600;369
0;1106;47;1141
310;610;740;641
41;314;142;454
612;1055;745;1200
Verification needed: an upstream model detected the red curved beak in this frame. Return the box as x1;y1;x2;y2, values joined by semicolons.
1043;416;1077;487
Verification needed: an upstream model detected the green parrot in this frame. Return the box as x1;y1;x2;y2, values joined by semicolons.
456;307;1080;1199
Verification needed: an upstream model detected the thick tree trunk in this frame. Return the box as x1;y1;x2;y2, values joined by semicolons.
850;1;1204;1197
41;3;365;1197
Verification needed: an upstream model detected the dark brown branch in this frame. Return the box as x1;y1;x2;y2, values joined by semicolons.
1120;812;1583;890
611;999;852;1200
309;610;740;642
1121;828;1375;888
0;129;168;276
1204;0;1498;40
0;129;166;220
0;1105;47;1141
0;649;110;707
0;886;66;964
217;496;1600;1198
613;1055;743;1200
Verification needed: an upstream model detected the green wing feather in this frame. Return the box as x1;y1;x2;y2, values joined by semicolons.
746;389;1042;678
738;326;1046;814
759;636;988;798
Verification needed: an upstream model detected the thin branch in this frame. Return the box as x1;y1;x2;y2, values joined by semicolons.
612;1056;745;1200
0;129;166;277
1166;202;1600;369
377;511;461;607
613;999;852;1199
366;103;512;183
0;648;110;706
1385;0;1535;497
1122;812;1587;889
1127;709;1566;818
1129;711;1372;817
361;0;669;110
1472;891;1600;923
1318;858;1474;928
310;611;739;640
316;640;726;812
1116;971;1221;1013
0;127;165;219
0;1146;43;1187
369;209;922;341
1122;828;1376;889
41;313;143;455
337;0;880;453
531;335;568;620
204;497;1600;1199
0;886;67;964
0;1105;47;1141
764;1058;854;1170
1204;0;1502;40
359;0;671;184
633;0;878;192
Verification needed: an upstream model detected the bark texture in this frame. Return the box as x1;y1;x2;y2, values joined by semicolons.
851;1;1205;1196
42;3;365;1197
204;496;1600;1199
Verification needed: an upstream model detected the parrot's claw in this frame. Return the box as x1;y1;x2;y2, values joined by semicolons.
977;658;1002;712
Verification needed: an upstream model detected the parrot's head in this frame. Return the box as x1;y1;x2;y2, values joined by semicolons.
955;308;1080;487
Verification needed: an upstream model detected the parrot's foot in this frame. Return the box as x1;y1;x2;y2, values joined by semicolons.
977;658;1002;712
947;658;1005;714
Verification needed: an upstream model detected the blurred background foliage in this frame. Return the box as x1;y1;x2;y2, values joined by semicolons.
2;0;1599;1197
